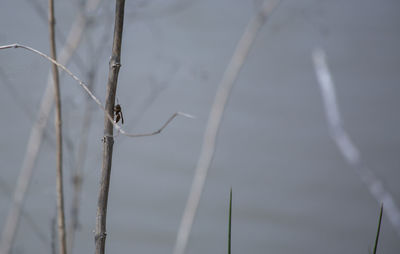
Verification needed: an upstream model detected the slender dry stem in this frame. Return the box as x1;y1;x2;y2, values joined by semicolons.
94;1;125;253
49;0;67;253
173;1;280;254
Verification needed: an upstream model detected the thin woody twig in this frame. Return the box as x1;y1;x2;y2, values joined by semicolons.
25;0;88;69
0;44;104;108
173;1;280;254
94;1;191;253
48;0;67;253
25;0;87;71
119;112;194;137
0;44;192;138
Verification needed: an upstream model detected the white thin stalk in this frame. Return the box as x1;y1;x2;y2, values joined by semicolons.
312;48;400;237
173;1;280;254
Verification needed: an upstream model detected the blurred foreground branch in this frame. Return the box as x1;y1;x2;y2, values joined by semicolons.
312;48;400;237
68;69;96;253
173;1;281;254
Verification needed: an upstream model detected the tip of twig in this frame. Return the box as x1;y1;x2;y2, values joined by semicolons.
177;112;196;119
0;43;19;50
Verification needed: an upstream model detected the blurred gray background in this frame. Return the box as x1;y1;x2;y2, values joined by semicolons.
0;0;399;253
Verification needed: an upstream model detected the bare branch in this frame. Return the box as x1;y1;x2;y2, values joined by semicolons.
0;43;104;108
24;0;87;71
95;1;125;253
120;112;194;137
173;1;281;254
0;43;191;138
312;48;400;237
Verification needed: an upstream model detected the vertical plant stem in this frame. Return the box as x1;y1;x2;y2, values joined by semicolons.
228;188;232;254
173;2;280;254
373;204;384;254
49;0;67;254
95;1;125;254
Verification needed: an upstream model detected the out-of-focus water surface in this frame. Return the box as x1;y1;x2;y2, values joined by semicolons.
0;0;399;253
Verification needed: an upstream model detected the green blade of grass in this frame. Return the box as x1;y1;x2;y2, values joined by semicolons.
228;188;232;254
373;203;384;254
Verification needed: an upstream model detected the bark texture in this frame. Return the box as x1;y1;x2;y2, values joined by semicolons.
95;1;125;254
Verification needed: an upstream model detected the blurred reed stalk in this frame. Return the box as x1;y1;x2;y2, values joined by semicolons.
68;68;96;253
173;1;280;254
48;0;67;253
67;2;103;253
94;1;125;254
312;48;400;237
